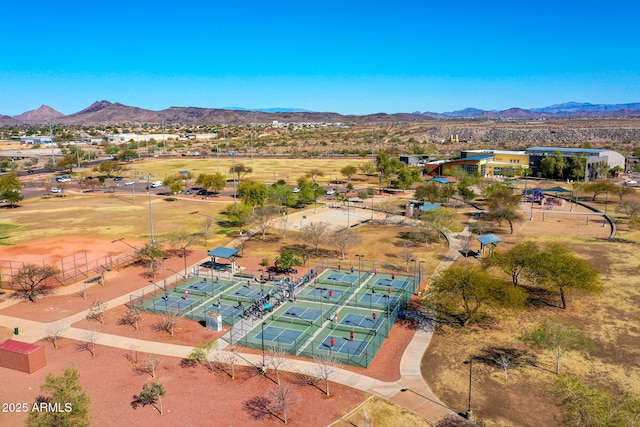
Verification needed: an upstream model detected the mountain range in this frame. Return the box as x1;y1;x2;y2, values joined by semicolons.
2;101;640;126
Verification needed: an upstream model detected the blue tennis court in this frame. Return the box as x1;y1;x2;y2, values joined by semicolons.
324;272;359;285
184;279;224;294
339;312;383;331
305;287;345;300
204;302;241;318
160;295;198;311
280;306;323;323
319;335;367;356
358;293;399;307
256;326;303;345
373;277;412;290
231;285;263;300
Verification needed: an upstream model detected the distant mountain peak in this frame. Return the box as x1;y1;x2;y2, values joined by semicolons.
12;104;64;123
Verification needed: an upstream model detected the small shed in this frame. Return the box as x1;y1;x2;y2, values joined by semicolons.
0;340;47;373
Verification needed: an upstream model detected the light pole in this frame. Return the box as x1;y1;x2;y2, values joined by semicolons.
355;254;364;286
418;261;425;294
146;174;156;244
603;191;608;227
411;259;417;294
464;358;474;421
387;287;391;335
261;322;267;373
162;257;168;292
229;150;238;205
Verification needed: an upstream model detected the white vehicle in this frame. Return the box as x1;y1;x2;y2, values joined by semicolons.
51;188;62;193
292;187;300;193
625;180;638;186
124;180;135;186
56;176;71;183
150;181;163;188
326;188;337;195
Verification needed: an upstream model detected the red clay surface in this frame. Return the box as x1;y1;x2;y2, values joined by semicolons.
0;240;417;425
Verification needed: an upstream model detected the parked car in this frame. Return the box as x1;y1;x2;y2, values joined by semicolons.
292;187;300;193
51;188;62;193
196;189;208;195
326;188;337;195
124;180;135;186
625;180;638;186
56;176;71;183
113;176;123;181
150;181;163;188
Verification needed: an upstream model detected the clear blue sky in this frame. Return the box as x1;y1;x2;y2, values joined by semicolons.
1;0;639;116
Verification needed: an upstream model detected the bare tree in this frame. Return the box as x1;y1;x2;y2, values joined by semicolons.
314;354;339;396
498;353;512;380
78;331;99;357
127;344;140;364
219;345;239;379
376;201;400;224
300;222;330;255
267;344;289;385
268;384;300;425
332;228;362;260
254;205;282;239
10;264;60;302
158;310;180;336
136;354;161;378
119;307;143;330
400;241;414;272
86;301;108;324
44;323;67;349
201;216;215;246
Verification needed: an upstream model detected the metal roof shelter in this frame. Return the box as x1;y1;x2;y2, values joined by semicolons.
477;234;502;255
207;247;240;274
428;177;453;184
0;340;46;373
207;247;240;259
421;203;441;212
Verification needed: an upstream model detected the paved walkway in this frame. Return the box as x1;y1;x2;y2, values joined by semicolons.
0;206;476;424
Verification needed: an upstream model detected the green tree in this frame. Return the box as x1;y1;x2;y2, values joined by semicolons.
224;203;252;228
26;364;91;427
267;183;297;210
188;340;218;371
238;180;269;209
132;383;166;415
229;163;253;181
419;207;460;243
274;249;303;273
0;172;24;205
340;165;358;184
520;320;587;374
530;244;600;309
483;183;523;234
136;243;167;278
163;175;184;194
483;241;541;285
426;265;527;326
583;181;617;201
196;172;226;194
93;160;121;178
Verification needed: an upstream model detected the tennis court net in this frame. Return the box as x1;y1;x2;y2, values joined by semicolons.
272;313;316;327
333;321;378;336
174;288;210;298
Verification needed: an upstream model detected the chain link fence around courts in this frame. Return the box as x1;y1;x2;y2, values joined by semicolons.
230;302;402;368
